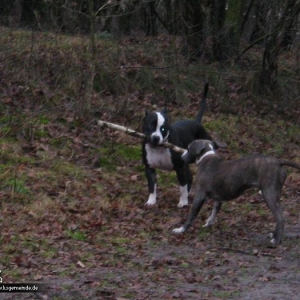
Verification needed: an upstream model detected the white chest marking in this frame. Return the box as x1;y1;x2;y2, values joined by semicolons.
145;144;173;171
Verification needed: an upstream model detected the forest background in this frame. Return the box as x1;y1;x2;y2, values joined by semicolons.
0;1;300;299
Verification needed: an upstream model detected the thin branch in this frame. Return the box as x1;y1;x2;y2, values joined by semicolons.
235;32;274;62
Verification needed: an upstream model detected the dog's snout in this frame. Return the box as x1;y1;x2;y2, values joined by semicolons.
151;135;161;145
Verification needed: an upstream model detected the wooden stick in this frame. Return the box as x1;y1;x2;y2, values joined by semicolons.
98;120;186;154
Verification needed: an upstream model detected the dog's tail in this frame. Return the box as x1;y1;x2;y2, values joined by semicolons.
195;82;209;123
280;160;300;170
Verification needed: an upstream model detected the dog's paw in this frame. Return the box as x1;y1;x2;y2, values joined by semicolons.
269;232;277;243
173;227;185;234
146;194;157;206
177;202;188;208
269;238;279;248
269;233;279;247
202;222;213;228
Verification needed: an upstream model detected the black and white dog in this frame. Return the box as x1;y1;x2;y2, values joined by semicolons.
142;83;212;207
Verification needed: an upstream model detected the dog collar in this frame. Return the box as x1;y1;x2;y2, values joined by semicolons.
196;150;216;165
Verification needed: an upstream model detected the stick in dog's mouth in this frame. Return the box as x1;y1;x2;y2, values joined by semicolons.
98;120;186;154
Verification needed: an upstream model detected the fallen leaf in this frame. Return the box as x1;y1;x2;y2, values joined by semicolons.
77;261;85;268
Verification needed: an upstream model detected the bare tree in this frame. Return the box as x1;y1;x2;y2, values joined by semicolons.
182;0;205;58
143;0;158;35
259;0;300;91
209;0;227;61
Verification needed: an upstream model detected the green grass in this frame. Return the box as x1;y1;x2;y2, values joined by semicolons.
50;160;83;177
213;290;237;299
197;227;212;239
98;143;141;169
117;144;141;160
205;113;299;158
1;269;23;280
65;229;87;241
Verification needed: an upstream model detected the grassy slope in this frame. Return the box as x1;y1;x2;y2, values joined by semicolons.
0;26;300;298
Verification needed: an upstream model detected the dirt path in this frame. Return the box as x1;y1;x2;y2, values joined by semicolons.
1;211;300;300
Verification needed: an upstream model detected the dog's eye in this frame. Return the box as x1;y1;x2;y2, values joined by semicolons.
161;126;166;132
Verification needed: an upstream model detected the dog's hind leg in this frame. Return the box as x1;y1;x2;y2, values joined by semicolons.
145;167;157;205
173;192;206;233
203;201;222;227
262;188;285;245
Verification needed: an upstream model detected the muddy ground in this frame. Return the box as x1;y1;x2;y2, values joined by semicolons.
1;182;300;300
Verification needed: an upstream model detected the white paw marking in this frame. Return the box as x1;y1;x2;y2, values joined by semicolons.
269;233;277;244
173;227;185;233
178;201;188;208
203;213;216;227
203;221;213;227
146;187;157;206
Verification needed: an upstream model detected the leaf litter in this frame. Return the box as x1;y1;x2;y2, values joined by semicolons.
0;30;300;300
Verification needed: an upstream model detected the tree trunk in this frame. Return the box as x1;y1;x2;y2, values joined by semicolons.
20;0;37;25
259;0;300;92
162;0;181;34
182;0;205;59
144;1;158;36
209;0;227;61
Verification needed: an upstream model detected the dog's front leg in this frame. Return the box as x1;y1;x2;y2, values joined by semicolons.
145;167;157;205
175;166;192;207
173;192;206;233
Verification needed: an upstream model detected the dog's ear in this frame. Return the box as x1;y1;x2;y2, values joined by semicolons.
161;107;168;116
161;108;171;123
143;109;149;122
211;141;218;150
212;139;227;149
142;110;149;131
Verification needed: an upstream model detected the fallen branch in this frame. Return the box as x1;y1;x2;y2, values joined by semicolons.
97;120;186;154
